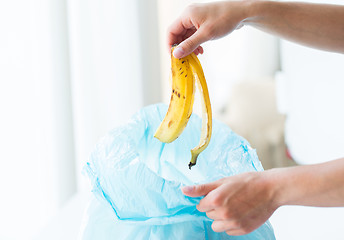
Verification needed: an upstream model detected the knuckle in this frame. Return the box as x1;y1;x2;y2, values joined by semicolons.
196;204;201;211
247;225;257;234
196;200;206;212
210;194;222;207
205;211;212;219
227;229;246;236
203;24;216;38
231;219;242;229
186;3;200;15
166;25;173;35
241;227;251;234
183;38;196;51
240;224;255;234
197;184;206;192
222;210;232;220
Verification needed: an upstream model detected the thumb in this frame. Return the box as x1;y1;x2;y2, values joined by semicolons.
173;27;207;58
181;181;220;198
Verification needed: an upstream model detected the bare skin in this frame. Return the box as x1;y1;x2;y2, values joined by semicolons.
182;158;344;235
168;1;344;58
168;0;344;236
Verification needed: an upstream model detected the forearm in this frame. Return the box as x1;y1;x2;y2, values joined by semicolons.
269;158;344;208
243;1;344;53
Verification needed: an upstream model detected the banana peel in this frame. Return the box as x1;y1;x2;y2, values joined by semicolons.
154;46;212;169
186;53;212;169
154;47;195;143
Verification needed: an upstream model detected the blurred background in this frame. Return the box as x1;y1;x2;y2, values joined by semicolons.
0;0;343;239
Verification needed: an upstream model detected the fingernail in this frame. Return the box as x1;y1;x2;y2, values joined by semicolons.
173;47;184;58
182;185;194;193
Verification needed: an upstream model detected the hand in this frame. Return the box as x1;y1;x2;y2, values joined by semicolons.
182;171;279;236
167;1;249;58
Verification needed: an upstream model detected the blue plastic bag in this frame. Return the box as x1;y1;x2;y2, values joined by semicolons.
79;104;275;240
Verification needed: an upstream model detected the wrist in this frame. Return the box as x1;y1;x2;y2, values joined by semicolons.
242;1;273;27
264;168;292;208
241;0;260;25
237;0;257;25
221;0;259;29
266;166;314;207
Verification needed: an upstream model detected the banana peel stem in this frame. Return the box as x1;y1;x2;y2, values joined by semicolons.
189;152;199;169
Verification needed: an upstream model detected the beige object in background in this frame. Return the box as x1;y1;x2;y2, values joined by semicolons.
222;79;296;169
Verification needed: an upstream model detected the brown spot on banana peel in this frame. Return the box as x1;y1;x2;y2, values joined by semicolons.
168;120;173;127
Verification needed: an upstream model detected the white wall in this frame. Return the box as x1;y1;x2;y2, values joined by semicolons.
0;0;162;239
277;0;344;164
67;0;162;192
0;0;75;239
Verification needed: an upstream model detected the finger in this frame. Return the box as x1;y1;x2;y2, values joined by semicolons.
197;202;215;213
205;210;223;220
193;46;204;55
173;27;208;58
182;28;197;41
198;46;204;54
181;181;220;198
196;181;229;212
166;33;183;52
225;229;249;236
211;220;241;233
167;28;197;53
197;193;219;212
193;48;200;55
167;16;191;48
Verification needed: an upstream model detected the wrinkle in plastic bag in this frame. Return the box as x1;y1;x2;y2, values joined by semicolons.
79;104;275;240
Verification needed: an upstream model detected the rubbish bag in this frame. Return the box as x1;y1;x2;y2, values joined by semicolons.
79;104;275;240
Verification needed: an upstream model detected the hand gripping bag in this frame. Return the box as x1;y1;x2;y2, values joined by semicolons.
79;104;275;240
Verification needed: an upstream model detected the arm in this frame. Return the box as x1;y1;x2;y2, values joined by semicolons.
246;1;344;54
274;158;344;207
182;158;344;236
169;1;344;58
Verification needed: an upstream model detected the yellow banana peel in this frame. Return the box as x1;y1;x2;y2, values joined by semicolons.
154;47;195;143
154;46;212;169
186;53;212;169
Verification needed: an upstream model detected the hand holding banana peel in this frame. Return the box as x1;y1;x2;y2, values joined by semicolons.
154;45;212;169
